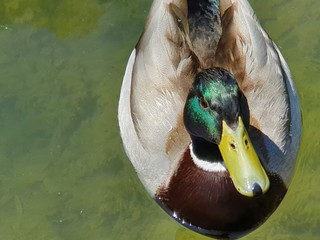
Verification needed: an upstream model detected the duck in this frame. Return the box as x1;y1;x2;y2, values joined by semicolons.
118;0;302;239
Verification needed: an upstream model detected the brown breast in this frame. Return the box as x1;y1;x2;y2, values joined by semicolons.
156;148;287;239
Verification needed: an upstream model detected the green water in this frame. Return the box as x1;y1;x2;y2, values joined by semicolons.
0;0;318;239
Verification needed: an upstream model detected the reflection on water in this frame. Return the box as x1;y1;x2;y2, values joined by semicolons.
0;0;318;239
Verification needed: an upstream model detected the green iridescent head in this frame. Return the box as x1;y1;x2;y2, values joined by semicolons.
183;67;270;197
184;67;241;144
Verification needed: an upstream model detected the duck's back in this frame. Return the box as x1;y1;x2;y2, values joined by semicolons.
119;0;301;195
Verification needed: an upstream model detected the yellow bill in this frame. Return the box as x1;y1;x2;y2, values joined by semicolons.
218;117;270;197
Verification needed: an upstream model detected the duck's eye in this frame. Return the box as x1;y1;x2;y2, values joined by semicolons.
199;97;209;110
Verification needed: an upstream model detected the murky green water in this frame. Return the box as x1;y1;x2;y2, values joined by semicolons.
0;0;318;239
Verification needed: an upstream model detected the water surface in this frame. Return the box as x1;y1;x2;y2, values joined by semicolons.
0;0;319;239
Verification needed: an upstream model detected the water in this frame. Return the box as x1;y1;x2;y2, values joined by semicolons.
0;0;318;239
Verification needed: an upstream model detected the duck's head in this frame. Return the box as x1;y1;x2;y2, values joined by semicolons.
184;68;270;197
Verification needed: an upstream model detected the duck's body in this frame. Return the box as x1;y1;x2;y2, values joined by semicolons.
118;0;301;238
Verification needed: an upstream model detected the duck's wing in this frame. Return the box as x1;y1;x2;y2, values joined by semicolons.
119;1;196;193
215;0;301;184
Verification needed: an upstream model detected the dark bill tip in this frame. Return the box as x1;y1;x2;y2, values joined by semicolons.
252;182;263;197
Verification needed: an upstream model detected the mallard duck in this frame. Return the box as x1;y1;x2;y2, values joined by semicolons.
118;0;301;238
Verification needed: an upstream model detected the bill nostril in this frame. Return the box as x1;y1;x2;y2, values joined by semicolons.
230;143;236;150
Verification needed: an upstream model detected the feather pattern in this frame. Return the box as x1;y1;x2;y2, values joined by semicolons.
118;0;301;195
